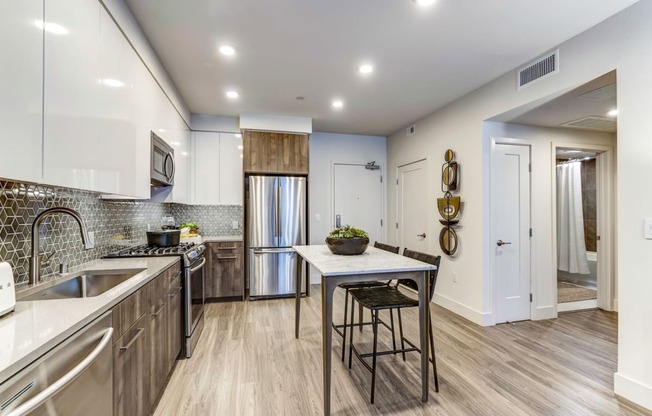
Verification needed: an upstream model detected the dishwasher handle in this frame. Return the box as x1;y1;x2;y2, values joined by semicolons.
7;327;114;416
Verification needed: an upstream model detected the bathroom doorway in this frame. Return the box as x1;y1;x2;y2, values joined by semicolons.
556;149;600;311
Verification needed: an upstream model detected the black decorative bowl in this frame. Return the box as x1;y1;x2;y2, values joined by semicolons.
325;237;370;255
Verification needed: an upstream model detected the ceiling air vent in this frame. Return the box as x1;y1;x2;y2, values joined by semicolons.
517;49;559;89
406;124;416;137
561;116;616;131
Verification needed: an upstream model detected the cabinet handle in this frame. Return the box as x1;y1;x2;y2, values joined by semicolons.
151;303;166;317
217;246;238;250
119;328;144;352
218;256;237;260
168;287;182;298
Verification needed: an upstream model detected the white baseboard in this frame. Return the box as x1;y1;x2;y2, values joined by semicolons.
532;305;555;320
613;298;619;312
615;372;652;411
433;293;492;326
557;299;597;312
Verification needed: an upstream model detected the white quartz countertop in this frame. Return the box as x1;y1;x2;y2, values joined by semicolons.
0;256;180;385
292;245;436;276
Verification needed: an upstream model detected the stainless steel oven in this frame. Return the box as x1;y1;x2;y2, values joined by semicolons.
151;131;175;187
184;253;206;358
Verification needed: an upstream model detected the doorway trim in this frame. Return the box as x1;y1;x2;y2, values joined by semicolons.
490;138;533;323
395;158;428;251
551;142;615;313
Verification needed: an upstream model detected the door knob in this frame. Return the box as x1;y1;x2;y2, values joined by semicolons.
417;233;426;238
496;240;512;247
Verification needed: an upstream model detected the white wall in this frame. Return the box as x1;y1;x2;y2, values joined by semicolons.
191;114;239;133
386;1;652;409
309;132;387;283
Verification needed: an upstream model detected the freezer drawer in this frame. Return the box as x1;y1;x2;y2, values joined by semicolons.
249;249;306;298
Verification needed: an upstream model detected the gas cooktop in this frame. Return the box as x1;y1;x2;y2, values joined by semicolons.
105;242;201;258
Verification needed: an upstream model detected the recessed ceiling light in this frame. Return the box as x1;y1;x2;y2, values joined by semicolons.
296;96;305;101
235;133;242;138
412;0;436;6
219;45;236;56
237;145;243;150
358;64;373;74
608;109;619;117
226;90;239;99
34;20;68;35
158;129;166;133
332;100;344;109
100;78;125;88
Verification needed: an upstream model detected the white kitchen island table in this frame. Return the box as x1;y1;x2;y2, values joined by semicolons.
292;245;436;415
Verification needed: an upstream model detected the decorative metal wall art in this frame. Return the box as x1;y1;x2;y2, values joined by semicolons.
437;149;461;255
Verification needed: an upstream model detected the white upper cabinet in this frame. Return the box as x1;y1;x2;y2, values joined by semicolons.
192;132;243;205
193;132;220;204
0;0;43;183
219;133;243;205
43;0;102;191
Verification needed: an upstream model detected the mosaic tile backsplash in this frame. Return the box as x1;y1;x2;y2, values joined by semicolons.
0;181;242;288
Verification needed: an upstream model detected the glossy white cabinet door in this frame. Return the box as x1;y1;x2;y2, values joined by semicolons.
219;133;243;205
43;0;102;191
0;1;43;183
97;7;141;196
193;131;220;204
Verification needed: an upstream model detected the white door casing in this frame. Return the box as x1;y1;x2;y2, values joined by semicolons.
397;160;428;252
492;143;531;323
332;163;383;244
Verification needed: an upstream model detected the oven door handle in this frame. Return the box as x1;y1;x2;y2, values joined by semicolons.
189;257;207;272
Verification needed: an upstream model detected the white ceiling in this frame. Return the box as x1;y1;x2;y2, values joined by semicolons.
124;0;637;136
507;71;617;133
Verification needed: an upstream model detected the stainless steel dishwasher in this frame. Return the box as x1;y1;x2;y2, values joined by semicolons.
0;312;113;416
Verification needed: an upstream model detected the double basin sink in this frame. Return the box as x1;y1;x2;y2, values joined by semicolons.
20;269;145;301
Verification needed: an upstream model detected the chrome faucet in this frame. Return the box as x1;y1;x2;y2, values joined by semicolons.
30;207;93;286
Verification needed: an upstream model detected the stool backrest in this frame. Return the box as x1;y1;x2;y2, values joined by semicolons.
400;248;441;301
373;241;400;254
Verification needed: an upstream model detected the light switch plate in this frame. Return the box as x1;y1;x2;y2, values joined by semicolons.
314;213;321;222
232;220;239;230
645;218;652;239
87;231;95;249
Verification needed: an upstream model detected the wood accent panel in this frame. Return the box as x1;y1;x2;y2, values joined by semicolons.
154;291;652;416
205;241;244;299
243;130;309;175
114;314;150;416
166;284;183;370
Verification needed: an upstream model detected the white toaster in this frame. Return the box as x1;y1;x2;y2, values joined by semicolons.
0;262;16;317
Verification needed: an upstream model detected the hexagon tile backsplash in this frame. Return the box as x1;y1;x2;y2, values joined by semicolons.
0;181;242;288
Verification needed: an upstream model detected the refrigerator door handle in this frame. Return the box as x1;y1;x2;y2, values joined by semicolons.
253;249;296;254
276;182;282;241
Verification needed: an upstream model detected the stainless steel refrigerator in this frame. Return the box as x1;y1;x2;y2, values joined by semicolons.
248;176;307;298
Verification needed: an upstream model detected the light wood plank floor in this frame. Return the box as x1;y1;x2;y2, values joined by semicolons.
154;286;652;416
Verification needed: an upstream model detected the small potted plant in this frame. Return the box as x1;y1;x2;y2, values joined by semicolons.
180;222;199;236
325;225;370;255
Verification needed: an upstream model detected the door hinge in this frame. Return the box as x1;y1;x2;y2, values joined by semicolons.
528;163;532;172
396;223;399;229
380;175;383;183
529;228;532;237
396;179;399;185
530;293;533;302
380;219;383;227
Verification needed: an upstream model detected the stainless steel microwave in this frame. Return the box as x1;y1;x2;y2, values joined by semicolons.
151;131;175;187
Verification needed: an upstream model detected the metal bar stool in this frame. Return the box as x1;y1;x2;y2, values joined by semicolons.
347;248;441;404
332;241;400;361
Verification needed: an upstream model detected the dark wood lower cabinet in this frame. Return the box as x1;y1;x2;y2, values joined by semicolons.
205;241;244;300
112;264;184;416
113;314;150;416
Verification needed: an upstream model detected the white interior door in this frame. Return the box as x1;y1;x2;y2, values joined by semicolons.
493;144;531;323
397;160;428;252
333;164;383;244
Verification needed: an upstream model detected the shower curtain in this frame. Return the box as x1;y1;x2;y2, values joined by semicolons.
557;161;590;274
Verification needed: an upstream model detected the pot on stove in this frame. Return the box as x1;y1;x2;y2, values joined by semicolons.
146;230;181;247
